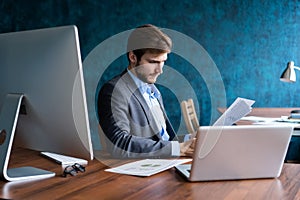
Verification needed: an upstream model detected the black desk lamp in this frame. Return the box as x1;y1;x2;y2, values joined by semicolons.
280;61;300;118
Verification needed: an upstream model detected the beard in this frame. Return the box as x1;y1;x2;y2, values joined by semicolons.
133;63;160;84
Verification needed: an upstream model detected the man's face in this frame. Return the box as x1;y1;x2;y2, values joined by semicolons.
131;52;168;84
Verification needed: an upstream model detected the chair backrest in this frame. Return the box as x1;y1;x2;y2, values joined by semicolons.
180;99;199;134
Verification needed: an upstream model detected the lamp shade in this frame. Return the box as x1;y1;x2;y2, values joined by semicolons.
280;61;296;82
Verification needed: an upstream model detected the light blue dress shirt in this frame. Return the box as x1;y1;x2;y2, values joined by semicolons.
127;69;180;156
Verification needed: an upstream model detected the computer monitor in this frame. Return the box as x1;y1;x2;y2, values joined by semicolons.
0;25;93;181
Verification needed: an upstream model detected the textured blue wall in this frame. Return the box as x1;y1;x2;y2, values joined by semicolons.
1;0;300;149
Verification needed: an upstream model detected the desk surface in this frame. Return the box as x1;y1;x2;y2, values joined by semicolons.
219;107;300;118
246;107;300;118
1;149;300;200
2;108;300;200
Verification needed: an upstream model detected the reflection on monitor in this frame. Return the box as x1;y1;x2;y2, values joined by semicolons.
0;25;93;181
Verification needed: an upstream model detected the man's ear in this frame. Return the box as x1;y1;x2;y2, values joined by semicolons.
128;51;137;65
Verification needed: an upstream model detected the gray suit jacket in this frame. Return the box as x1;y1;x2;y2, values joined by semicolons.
97;70;178;158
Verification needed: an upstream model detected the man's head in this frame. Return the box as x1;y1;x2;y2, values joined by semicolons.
127;24;172;63
127;24;172;84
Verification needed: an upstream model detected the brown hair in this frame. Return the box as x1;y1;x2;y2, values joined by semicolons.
127;24;172;62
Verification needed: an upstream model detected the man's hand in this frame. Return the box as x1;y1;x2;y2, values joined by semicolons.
179;138;196;157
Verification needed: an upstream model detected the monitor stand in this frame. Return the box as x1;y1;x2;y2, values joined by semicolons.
0;94;55;181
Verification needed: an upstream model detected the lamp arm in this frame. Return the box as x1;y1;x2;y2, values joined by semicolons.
294;66;300;71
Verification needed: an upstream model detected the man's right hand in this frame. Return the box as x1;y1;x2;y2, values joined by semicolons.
179;138;196;157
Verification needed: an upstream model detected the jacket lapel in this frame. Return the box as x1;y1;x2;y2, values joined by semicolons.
120;71;162;136
119;70;177;141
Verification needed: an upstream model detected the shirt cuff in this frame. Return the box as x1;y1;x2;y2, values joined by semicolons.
183;134;192;141
171;141;180;156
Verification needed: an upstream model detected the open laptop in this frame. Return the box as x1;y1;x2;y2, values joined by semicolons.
175;125;293;181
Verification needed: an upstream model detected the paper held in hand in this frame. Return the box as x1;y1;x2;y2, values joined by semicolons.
190;97;255;159
214;97;255;126
173;97;255;155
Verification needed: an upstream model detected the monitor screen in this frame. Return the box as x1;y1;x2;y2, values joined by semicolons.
0;25;93;160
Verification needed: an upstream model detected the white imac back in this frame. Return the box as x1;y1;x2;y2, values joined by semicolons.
0;25;93;160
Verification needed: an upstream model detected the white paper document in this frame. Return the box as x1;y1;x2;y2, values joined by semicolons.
105;159;192;177
196;98;255;159
241;116;300;126
214;97;255;126
247;116;300;129
240;116;281;122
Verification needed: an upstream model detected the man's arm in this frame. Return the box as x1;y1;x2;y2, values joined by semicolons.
97;78;175;158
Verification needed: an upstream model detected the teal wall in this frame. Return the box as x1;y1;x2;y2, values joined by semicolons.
1;0;300;150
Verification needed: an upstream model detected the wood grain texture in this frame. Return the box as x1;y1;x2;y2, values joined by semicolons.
1;146;300;200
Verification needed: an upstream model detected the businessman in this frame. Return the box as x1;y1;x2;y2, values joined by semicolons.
97;24;195;158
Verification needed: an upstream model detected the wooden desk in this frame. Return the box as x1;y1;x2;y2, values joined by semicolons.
218;107;300;125
1;147;300;200
219;107;300;121
1;108;300;199
241;108;300;164
246;107;300;118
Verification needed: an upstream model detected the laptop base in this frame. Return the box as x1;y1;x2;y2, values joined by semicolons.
175;164;191;181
